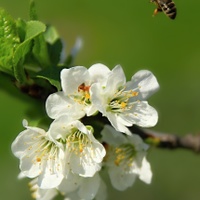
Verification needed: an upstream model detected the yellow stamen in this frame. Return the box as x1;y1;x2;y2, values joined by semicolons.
132;91;139;97
85;92;90;100
114;147;125;166
36;157;41;162
120;102;127;109
79;143;84;153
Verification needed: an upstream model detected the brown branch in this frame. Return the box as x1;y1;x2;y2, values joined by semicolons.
130;126;200;153
83;114;200;153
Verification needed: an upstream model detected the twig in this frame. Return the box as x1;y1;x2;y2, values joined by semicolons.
130;125;200;153
28;97;200;153
83;114;200;153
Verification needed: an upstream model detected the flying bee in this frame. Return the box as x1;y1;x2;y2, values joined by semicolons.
150;0;177;20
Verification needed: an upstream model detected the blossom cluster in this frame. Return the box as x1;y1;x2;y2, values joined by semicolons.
11;63;159;200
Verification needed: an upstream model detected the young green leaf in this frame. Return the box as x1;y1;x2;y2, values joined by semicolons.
44;25;63;65
25;21;46;41
29;0;38;20
0;8;20;75
13;20;46;83
36;66;61;91
32;33;52;69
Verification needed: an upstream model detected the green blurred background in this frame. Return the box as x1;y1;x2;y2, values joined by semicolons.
1;0;200;199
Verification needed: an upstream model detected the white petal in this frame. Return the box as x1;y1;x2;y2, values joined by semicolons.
129;70;159;99
38;173;64;189
88;63;111;83
104;65;126;96
11;128;46;158
108;65;126;89
138;157;152;184
69;153;101;177
101;125;127;146
95;178;107;200
17;172;26;179
78;173;101;200
45;92;69;119
108;166;137;191
106;113;131;135
130;101;158;127
128;134;148;151
48;116;78;140
90;83;107;114
61;66;89;94
45;92;85;120
29;178;58;200
85;103;98;116
73;120;89;134
67;131;105;177
87;133;106;163
20;155;42;178
59;172;82;194
38;189;58;200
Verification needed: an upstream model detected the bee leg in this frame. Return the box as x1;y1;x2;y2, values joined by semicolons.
152;8;162;17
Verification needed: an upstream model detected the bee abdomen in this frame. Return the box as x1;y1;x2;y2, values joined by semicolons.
161;2;177;19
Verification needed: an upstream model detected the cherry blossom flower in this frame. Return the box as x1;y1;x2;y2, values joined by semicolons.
29;178;58;200
48;115;106;177
11;120;65;189
91;65;159;135
101;125;152;191
59;172;107;200
46;63;111;120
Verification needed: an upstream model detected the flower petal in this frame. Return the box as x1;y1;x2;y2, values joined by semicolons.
138;157;152;184
108;166;137;191
88;63;111;84
45;92;85;120
101;125;128;146
127;70;159;100
69;152;101;177
130;101;158;127
11;127;45;158
61;66;89;94
106;113;131;135
78;173;101;199
38;172;64;189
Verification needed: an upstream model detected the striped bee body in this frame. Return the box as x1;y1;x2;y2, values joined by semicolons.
151;0;177;20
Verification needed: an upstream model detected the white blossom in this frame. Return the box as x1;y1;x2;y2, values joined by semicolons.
29;178;58;200
60;172;106;200
48;115;106;177
11;120;65;189
46;63;111;120
101;125;152;191
90;65;159;135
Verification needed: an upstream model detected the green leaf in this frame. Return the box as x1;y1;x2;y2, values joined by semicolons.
29;0;38;20
13;41;32;82
44;25;63;65
25;21;46;40
32;34;52;68
0;8;20;75
36;67;61;91
44;25;60;44
16;18;26;42
13;20;46;82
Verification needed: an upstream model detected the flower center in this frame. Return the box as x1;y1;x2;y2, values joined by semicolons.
26;134;60;167
66;129;91;155
107;87;139;113
114;143;136;167
69;83;91;105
